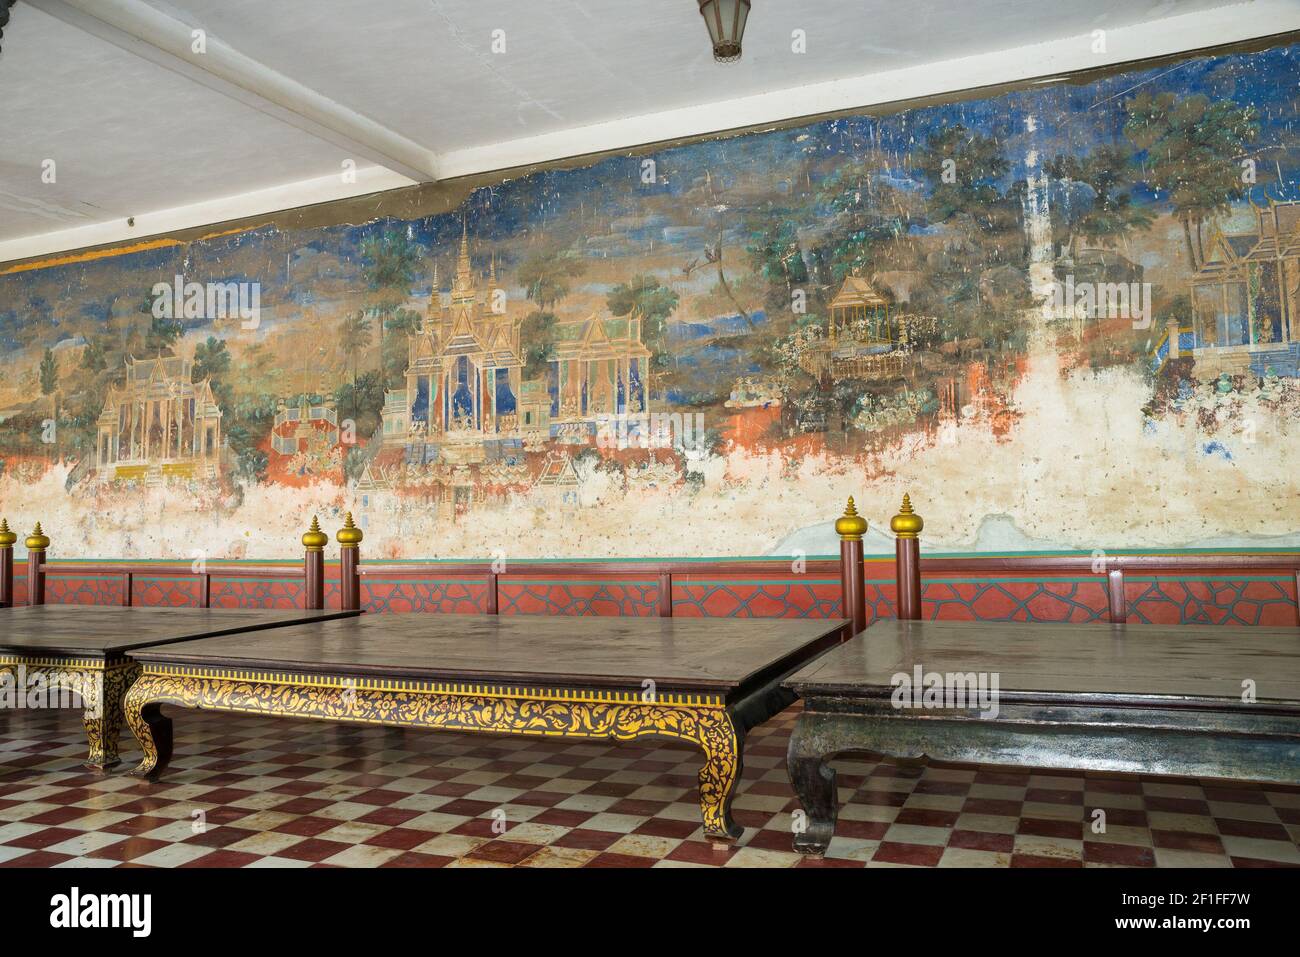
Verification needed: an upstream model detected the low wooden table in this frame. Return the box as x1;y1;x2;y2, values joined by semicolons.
785;619;1300;855
124;614;844;840
0;606;359;770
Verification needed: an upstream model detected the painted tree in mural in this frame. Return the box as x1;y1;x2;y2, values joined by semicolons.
1045;146;1154;258
39;347;57;461
746;216;811;316
360;229;421;382
192;335;230;383
519;243;585;309
815;151;921;280
144;301;182;354
914;125;1027;348
916;125;1011;230
337;310;373;387
191;335;262;483
382;307;422;389
334;309;382;444
607;275;678;368
1123;92;1259;270
518;244;585;379
686;170;757;330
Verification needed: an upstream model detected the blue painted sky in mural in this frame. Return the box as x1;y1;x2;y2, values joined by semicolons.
2;40;1297;351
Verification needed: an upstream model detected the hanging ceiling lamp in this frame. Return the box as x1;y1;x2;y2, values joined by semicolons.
697;0;750;63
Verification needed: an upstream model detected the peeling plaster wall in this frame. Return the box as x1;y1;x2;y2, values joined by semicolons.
1;40;1297;561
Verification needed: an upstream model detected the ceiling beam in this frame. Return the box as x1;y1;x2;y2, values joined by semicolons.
0;166;414;267
25;0;439;183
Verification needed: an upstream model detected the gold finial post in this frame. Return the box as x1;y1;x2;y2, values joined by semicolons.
337;512;363;611
302;516;326;610
835;497;868;639
834;496;868;542
26;522;50;551
890;492;924;539
891;493;924;621
336;512;363;547
302;516;328;552
26;522;49;606
0;519;14;608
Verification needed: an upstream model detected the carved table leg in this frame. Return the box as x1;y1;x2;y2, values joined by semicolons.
81;666;135;771
124;676;174;779
697;715;745;843
788;714;840;855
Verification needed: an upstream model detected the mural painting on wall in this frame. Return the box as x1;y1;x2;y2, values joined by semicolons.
1;42;1298;560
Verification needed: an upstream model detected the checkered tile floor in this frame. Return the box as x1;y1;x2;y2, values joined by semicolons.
1;704;1298;868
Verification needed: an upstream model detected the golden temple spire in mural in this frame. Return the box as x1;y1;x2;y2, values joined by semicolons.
451;219;475;304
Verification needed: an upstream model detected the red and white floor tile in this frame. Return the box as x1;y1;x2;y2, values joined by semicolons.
1;705;1297;868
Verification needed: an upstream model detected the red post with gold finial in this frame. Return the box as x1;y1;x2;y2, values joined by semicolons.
302;516;327;610
891;493;924;621
26;522;50;606
337;513;363;611
835;497;868;639
0;519;15;607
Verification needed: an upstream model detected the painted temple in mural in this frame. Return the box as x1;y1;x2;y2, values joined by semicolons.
93;355;223;484
364;227;654;517
1157;198;1300;376
381;227;526;459
382;230;650;457
801;275;907;381
382;227;652;459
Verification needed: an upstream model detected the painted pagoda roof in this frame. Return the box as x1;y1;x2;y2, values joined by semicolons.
1257;200;1300;238
551;311;650;359
829;275;888;310
1196;204;1300;284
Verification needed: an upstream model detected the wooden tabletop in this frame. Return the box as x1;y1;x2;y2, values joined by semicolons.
787;619;1300;710
0;606;360;658
128;614;847;695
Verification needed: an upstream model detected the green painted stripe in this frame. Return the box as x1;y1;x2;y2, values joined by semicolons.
503;579;658;587
921;576;1104;584
206;578;300;585
38;547;1300;566
366;579;488;587
676;579;843;586
1126;574;1291;583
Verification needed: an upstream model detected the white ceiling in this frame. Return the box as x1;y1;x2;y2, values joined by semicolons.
124;0;1241;153
1;0;1297;262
